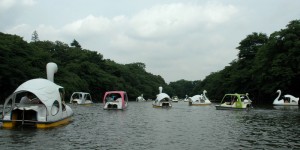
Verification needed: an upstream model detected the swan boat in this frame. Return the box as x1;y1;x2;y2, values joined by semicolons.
172;96;179;102
70;92;93;105
273;90;299;106
215;93;252;110
183;95;189;102
1;62;73;128
152;86;172;108
189;90;212;106
103;91;128;110
136;94;146;102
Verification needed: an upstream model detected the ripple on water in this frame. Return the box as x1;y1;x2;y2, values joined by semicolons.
0;102;300;149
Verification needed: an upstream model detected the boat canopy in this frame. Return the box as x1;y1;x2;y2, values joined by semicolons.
220;93;250;103
103;91;127;103
14;78;63;106
156;93;171;102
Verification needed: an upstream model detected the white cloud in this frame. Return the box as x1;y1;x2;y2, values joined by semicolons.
22;0;36;6
2;0;299;82
0;0;35;11
5;2;239;82
5;23;31;36
0;0;16;12
62;15;112;37
130;2;238;38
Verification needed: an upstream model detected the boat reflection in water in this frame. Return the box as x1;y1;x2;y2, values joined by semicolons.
273;105;299;110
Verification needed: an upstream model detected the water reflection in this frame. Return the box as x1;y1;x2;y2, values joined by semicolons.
0;102;300;149
273;105;299;110
239;107;300;149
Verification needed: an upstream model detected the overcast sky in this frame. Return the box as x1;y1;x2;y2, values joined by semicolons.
1;0;299;83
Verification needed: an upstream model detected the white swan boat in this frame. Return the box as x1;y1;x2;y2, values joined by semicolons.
273;90;299;106
103;91;128;110
136;94;146;102
215;93;252;110
1;62;73;128
70;92;93;105
152;86;172;108
183;95;189;102
189;90;212;106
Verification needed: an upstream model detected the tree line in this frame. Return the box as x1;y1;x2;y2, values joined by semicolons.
0;20;299;104
186;20;300;104
0;33;171;102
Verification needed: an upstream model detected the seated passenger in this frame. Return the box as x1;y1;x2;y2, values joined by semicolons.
231;98;236;105
20;92;40;104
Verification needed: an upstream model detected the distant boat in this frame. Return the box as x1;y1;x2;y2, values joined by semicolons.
188;90;212;106
273;90;299;106
152;86;172;108
183;95;189;102
1;62;73;128
70;92;93;105
215;93;252;110
103;91;128;110
172;96;179;102
136;94;146;102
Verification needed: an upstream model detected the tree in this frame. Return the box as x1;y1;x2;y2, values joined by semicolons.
237;32;268;60
31;30;39;42
70;39;81;48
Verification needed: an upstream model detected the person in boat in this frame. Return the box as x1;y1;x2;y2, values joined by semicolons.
20;92;40;104
284;97;290;103
105;94;114;102
231;97;236;105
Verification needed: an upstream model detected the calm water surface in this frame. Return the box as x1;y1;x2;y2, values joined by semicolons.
1;102;300;150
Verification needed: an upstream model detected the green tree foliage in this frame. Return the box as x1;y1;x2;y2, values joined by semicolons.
237;32;268;60
191;20;300;104
169;79;196;99
70;39;81;48
1;20;299;104
31;30;39;42
0;33;168;102
252;20;300;102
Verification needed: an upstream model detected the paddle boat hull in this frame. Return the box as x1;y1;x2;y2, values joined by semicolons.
2;110;73;129
103;91;128;110
215;104;251;110
273;103;298;106
152;101;172;108
189;102;211;106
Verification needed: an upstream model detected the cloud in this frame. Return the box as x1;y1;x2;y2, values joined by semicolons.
129;2;238;38
4;1;277;82
21;0;36;6
62;15;112;35
0;0;36;11
0;0;16;11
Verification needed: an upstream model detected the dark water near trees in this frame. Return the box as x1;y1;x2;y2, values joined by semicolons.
0;102;300;150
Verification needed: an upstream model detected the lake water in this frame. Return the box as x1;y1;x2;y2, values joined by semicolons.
0;102;300;150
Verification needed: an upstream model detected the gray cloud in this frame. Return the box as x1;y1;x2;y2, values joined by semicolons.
1;0;299;82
